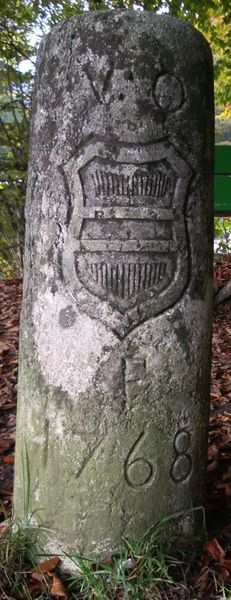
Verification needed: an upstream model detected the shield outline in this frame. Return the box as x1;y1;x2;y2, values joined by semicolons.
61;137;193;338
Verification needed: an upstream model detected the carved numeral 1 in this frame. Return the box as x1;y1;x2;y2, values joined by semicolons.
124;431;154;489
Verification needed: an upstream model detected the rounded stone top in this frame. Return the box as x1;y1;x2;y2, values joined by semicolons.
32;8;213;171
43;9;212;67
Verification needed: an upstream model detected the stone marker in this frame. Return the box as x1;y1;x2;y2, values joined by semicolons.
14;11;214;559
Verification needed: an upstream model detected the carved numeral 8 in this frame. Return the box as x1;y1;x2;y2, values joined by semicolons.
170;429;192;483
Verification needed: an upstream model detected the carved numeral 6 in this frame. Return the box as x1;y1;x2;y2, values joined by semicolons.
124;431;154;489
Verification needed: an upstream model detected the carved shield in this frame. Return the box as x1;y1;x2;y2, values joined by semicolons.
62;138;193;335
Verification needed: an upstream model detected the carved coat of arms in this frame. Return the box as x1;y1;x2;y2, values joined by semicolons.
61;138;193;337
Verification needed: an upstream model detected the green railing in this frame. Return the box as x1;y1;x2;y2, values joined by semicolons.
215;145;231;215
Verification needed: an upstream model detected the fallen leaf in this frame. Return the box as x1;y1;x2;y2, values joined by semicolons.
27;573;49;597
0;523;9;535
7;358;19;366
217;482;231;496
207;443;220;461
2;454;15;464
27;578;48;595
99;553;115;567
203;538;225;561
218;567;231;582
223;559;231;571
221;380;231;393
0;439;14;453
0;340;14;352
194;568;210;593
222;466;231;481
207;460;219;472
0;403;17;410
31;571;46;582
48;572;68;599
32;556;61;573
0;487;13;498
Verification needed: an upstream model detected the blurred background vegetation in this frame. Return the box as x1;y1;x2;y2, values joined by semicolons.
0;0;230;279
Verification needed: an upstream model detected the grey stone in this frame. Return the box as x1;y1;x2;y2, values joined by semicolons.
14;10;214;562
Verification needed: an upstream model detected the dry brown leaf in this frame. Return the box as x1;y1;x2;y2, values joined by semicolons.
219;414;231;422
29;581;46;594
2;454;14;464
218;567;231;582
0;523;9;536
0;439;14;452
194;568;210;593
207;460;219;472
7;358;19;366
31;571;46;582
217;482;231;497
0;403;17;410
30;571;50;594
0;487;13;496
99;553;115;567
0;340;14;352
32;556;61;573
207;442;220;460
223;559;231;572
209;429;223;437
203;538;225;561
222;465;231;481
0;501;10;515
48;572;68;599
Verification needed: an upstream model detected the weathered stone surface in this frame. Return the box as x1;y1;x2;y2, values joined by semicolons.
14;10;214;560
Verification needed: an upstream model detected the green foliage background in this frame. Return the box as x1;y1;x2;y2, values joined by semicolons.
214;217;231;254
0;0;230;277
